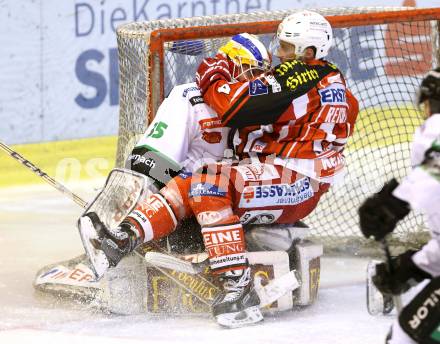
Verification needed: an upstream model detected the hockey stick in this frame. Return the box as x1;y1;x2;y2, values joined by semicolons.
0;141;219;305
0;141;217;305
0;141;87;208
1;141;299;309
381;238;403;312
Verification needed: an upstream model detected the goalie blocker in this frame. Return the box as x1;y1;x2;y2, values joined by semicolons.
34;222;322;314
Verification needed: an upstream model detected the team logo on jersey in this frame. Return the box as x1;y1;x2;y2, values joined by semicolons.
319;84;347;105
190;182;227;198
239;177;313;208
249;79;268;96
189;96;204;106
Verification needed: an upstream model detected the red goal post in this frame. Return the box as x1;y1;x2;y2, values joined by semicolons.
116;7;440;252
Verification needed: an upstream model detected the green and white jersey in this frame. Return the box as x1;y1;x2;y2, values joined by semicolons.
393;113;440;277
135;82;230;172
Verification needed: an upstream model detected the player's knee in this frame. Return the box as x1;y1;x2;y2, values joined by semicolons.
160;173;193;220
188;179;234;226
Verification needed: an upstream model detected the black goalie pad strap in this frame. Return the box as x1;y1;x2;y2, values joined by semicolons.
399;277;440;343
126;146;181;189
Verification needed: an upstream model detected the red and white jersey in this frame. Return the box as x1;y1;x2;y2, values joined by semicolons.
135;83;229;172
202;59;359;183
393;113;440;277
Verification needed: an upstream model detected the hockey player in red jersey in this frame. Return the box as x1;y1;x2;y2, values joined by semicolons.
79;33;275;325
81;13;358;328
187;10;359;327
359;68;440;344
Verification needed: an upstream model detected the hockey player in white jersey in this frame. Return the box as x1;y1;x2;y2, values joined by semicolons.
358;68;440;343
78;33;289;327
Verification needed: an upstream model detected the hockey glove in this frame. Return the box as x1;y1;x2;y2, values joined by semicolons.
100;221;141;267
373;250;432;295
196;54;234;94
358;178;410;241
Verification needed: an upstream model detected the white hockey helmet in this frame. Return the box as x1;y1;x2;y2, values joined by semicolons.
271;10;333;60
219;33;271;81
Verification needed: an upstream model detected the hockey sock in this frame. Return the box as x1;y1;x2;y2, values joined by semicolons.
125;193;178;243
201;222;248;274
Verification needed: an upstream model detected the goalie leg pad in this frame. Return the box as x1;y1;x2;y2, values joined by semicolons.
397;276;440;343
289;239;323;306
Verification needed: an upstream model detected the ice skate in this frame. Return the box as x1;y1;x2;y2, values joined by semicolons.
212;268;263;328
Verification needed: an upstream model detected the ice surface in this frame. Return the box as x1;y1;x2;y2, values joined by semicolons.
0;182;394;343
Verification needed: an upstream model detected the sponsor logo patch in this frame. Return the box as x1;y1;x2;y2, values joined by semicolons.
319;84;347;105
199;118;222;130
252;141;267;153
249;79;269;96
178;171;192;179
239;177;313;208
36;264;95;287
197;211;222;225
189;95;204;106
234;164;280;181
190;183;227;198
182;86;199;97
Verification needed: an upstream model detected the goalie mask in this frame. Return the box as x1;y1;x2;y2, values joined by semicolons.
219;33;271;81
416;67;440;117
270;10;333;61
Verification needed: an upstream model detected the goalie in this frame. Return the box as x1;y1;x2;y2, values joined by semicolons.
81;12;358;328
358;68;440;344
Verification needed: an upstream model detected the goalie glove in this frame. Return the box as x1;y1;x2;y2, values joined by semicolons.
196;54;233;94
358;178;410;241
373;250;432;296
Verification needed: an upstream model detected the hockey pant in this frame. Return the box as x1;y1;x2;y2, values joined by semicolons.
188;163;329;274
124;163;329;275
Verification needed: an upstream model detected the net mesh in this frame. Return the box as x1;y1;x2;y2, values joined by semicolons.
116;8;439;253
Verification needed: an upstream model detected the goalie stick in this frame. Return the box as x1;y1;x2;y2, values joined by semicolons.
0;141;87;208
381;238;403;312
365;238;404;316
1;141;299;309
143;249;299;308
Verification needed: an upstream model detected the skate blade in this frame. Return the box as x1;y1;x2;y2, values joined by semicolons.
78;215;109;280
216;306;263;329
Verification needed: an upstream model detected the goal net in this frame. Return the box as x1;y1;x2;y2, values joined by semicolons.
116;7;440;253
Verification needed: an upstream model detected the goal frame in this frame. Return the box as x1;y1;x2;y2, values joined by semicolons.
146;7;440;122
116;7;440;253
